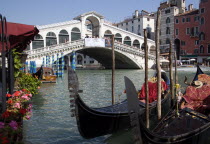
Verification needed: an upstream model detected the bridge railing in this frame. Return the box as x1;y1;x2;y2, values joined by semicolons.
25;39;84;56
114;41;155;59
25;38;155;60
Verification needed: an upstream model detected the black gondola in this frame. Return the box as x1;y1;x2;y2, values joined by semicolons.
68;67;171;139
125;65;210;144
32;66;43;79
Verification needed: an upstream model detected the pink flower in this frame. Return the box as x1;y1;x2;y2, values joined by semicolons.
28;94;32;97
0;122;5;129
21;95;30;100
14;102;21;109
25;115;31;120
9;121;18;130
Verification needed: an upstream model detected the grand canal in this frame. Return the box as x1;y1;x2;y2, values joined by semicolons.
23;67;210;144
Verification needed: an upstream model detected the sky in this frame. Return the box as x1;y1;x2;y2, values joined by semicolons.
0;0;199;26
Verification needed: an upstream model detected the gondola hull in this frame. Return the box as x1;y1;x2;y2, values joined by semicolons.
74;91;170;139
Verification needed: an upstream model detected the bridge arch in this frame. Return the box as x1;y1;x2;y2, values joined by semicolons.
124;36;131;46
46;32;57;46
133;39;140;48
32;34;44;50
71;27;81;41
85;16;100;37
59;29;69;43
104;30;112;38
114;33;122;42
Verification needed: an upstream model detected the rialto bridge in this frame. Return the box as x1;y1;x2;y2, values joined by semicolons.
25;11;157;69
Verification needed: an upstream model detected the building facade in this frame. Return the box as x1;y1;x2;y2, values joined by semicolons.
116;10;155;40
174;0;210;63
158;0;186;54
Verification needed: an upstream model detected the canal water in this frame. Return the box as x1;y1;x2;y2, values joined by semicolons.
23;67;210;144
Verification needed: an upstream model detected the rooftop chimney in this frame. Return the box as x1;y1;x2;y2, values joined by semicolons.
188;4;193;11
135;10;139;18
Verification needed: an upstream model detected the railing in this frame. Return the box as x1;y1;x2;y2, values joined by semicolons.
25;38;156;60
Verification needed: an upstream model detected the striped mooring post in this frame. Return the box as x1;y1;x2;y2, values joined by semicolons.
61;52;64;77
71;51;76;71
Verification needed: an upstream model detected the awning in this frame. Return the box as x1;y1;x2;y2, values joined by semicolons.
0;22;39;52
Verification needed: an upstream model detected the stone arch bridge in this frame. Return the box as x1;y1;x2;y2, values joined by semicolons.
25;11;157;69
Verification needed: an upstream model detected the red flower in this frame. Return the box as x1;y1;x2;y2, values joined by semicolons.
6;94;12;97
1;111;10;119
19;109;27;115
13;91;21;97
7;99;13;104
1;137;9;144
22;89;27;92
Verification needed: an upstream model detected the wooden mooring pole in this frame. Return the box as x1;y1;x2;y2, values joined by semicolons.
144;29;149;128
155;9;161;120
112;35;115;105
169;41;174;107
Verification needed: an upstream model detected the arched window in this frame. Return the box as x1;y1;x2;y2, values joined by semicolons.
166;17;170;23
166;38;170;44
59;29;69;44
77;55;83;65
201;17;205;25
46;32;57;46
114;33;122;42
141;43;148;50
123;36;131;46
71;27;81;41
32;34;44;49
133;40;140;48
104;30;112;39
200;45;204;53
199;32;205;40
85;19;92;30
166;27;170;34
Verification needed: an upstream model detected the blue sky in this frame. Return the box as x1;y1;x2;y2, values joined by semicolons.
0;0;199;26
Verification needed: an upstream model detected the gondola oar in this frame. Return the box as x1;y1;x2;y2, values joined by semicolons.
124;76;143;144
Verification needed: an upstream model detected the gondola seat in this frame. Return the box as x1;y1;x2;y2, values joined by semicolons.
181;84;210;115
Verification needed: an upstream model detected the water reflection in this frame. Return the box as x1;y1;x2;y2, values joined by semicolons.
23;67;210;144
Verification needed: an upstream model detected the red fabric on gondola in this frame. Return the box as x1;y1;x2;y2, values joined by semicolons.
182;85;210;113
0;22;39;52
198;74;210;85
138;81;168;103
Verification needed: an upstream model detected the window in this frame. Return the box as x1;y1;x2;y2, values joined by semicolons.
132;21;134;24
126;28;128;31
138;18;140;22
200;45;204;53
182;18;185;23
194;16;198;21
175;19;179;23
186;17;191;22
181;41;186;45
208;45;210;53
195;27;199;34
165;9;170;14
166;27;170;34
201;8;205;13
132;26;134;32
90;60;94;64
186;28;190;35
126;22;128;25
195;40;199;45
200;32;205;40
138;25;140;32
201;17;205;24
121;23;123;26
176;29;179;35
147;18;150;21
166;38;170;44
166;17;170;23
